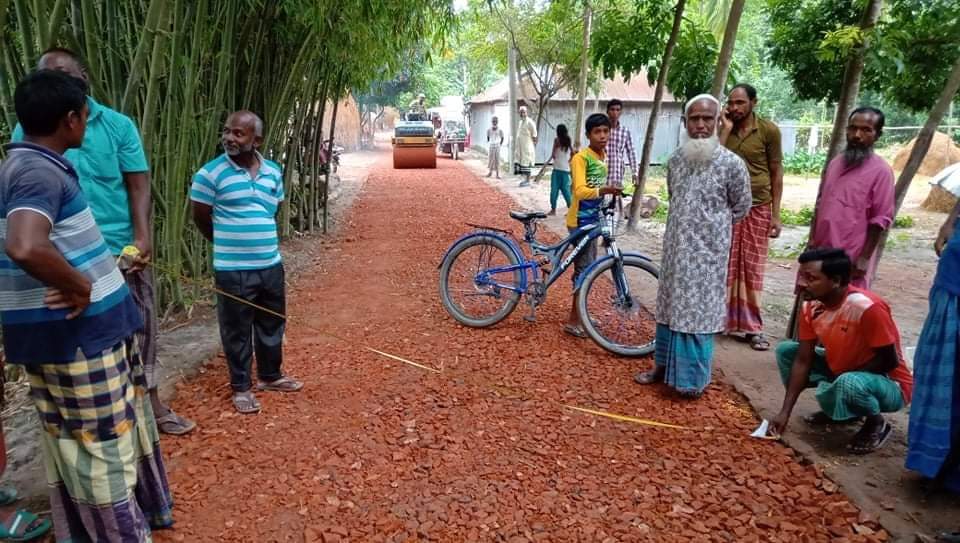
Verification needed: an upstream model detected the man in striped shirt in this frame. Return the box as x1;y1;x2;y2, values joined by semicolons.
190;110;303;414
605;99;638;189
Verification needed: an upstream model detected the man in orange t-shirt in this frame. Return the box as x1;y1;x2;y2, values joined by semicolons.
771;248;912;454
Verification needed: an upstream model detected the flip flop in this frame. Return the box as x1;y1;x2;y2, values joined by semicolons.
634;368;664;385
232;392;261;414
0;488;17;506
0;509;52;541
848;420;892;455
749;335;771;351
803;411;861;426
563;324;588;339
937;531;960;542
256;376;304;392
156;411;197;436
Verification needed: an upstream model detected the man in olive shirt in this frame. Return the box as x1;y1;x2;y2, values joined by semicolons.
719;83;784;351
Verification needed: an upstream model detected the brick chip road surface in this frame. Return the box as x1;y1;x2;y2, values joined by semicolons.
154;155;890;542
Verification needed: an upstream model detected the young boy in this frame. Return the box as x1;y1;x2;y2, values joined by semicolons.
563;113;622;337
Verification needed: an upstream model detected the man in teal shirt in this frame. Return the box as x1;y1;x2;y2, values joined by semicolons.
13;48;195;435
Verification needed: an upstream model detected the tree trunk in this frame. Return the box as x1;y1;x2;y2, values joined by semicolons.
823;0;884;163
627;0;686;228
875;55;960;263
323;71;345;234
709;0;745;98
507;45;519;172
574;0;592;150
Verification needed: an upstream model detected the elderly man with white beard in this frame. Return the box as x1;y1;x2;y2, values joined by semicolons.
635;94;752;399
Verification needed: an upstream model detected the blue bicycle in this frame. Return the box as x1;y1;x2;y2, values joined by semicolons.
438;197;659;356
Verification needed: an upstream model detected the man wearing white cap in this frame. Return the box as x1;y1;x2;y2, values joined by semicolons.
635;94;752;398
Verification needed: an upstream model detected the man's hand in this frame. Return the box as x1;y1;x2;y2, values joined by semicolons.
769;410;790;437
719;107;734;134
769;217;782;238
936;222;955;256
128;238;152;273
44;283;92;320
852;256;870;281
599;186;623;196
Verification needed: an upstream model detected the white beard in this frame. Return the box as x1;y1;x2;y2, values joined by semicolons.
677;133;719;165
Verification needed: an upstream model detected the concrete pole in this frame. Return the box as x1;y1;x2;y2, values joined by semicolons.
508;45;519;173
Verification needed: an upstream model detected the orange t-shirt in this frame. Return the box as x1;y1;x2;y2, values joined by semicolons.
799;286;913;404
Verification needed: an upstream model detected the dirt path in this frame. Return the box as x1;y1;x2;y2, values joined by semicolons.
155;153;890;542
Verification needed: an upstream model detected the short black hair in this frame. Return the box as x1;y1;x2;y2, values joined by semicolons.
849;106;885;133
798;247;851;286
585;113;611;134
730;83;757;101
606;98;623;111
15;69;87;137
38;47;86;71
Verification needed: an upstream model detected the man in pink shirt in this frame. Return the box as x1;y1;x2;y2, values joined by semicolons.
809;107;894;288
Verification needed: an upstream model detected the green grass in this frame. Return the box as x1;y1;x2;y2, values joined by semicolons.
779;205;914;229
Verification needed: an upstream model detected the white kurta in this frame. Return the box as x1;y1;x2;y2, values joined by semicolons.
516;117;538;167
656;145;752;334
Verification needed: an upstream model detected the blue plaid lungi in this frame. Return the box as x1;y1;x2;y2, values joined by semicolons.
654;324;715;394
906;286;960;492
25;338;174;542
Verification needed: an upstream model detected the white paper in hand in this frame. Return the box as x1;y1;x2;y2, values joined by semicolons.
750;419;779;440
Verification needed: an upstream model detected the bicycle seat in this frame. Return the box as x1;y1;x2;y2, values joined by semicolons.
509;210;548;222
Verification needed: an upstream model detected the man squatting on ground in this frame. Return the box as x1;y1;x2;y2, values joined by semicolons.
772;248;913;454
635;94;751;399
1;69;174;543
191;110;304;415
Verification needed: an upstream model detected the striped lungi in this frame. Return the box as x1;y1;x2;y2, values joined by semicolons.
726;204;771;334
654;324;716;395
906;286;960;492
25;339;174;542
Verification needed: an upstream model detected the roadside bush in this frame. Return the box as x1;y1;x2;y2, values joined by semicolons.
783;151;827;175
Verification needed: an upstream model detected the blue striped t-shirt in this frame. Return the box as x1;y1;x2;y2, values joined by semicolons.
0;143;142;364
189;153;284;271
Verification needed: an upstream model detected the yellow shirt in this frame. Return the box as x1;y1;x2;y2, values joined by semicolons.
565;147;607;228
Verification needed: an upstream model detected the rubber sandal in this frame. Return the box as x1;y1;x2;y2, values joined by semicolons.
937;531;960;542
803;411;860;426
0;509;52;541
256;376;304;392
156;411;197;436
749;335;771;351
563;324;588;339
678;389;703;400
634;368;664;385
232;392;261;414
0;487;17;506
848;420;892;455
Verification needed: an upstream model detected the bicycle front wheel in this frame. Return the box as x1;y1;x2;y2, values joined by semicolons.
439;235;523;327
577;254;659;356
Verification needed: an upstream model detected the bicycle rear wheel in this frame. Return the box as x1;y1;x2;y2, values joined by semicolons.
577;254;659;356
439;235;523;327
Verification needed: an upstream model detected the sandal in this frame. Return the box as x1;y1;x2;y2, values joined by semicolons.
634;367;665;385
232;391;261;414
0;509;52;541
938;531;960;542
803;411;861;426
256;376;304;393
563;324;588;339
678;389;703;400
0;487;17;506
749;334;770;351
848;420;892;455
156;411;197;436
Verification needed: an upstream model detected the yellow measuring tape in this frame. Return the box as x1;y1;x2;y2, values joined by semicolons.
118;246;736;434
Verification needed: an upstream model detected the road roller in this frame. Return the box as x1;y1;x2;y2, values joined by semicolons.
392;113;437;169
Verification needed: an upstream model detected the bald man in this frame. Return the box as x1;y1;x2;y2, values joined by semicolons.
190;111;303;414
635;95;751;398
13;47;195;436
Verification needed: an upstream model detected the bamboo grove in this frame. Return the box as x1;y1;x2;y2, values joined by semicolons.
0;0;454;314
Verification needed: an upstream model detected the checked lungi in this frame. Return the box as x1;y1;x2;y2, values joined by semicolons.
906;286;960;492
654;324;716;395
726;204;772;334
776;340;904;420
124;268;159;390
25;339;174;542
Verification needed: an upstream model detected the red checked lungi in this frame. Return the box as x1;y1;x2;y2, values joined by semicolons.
726;204;771;334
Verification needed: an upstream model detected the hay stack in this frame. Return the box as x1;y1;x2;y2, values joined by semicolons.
923;184;958;213
321;94;362;151
893;131;960;176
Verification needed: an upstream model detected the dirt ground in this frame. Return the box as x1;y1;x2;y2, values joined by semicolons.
462;149;960;540
142;146;901;542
